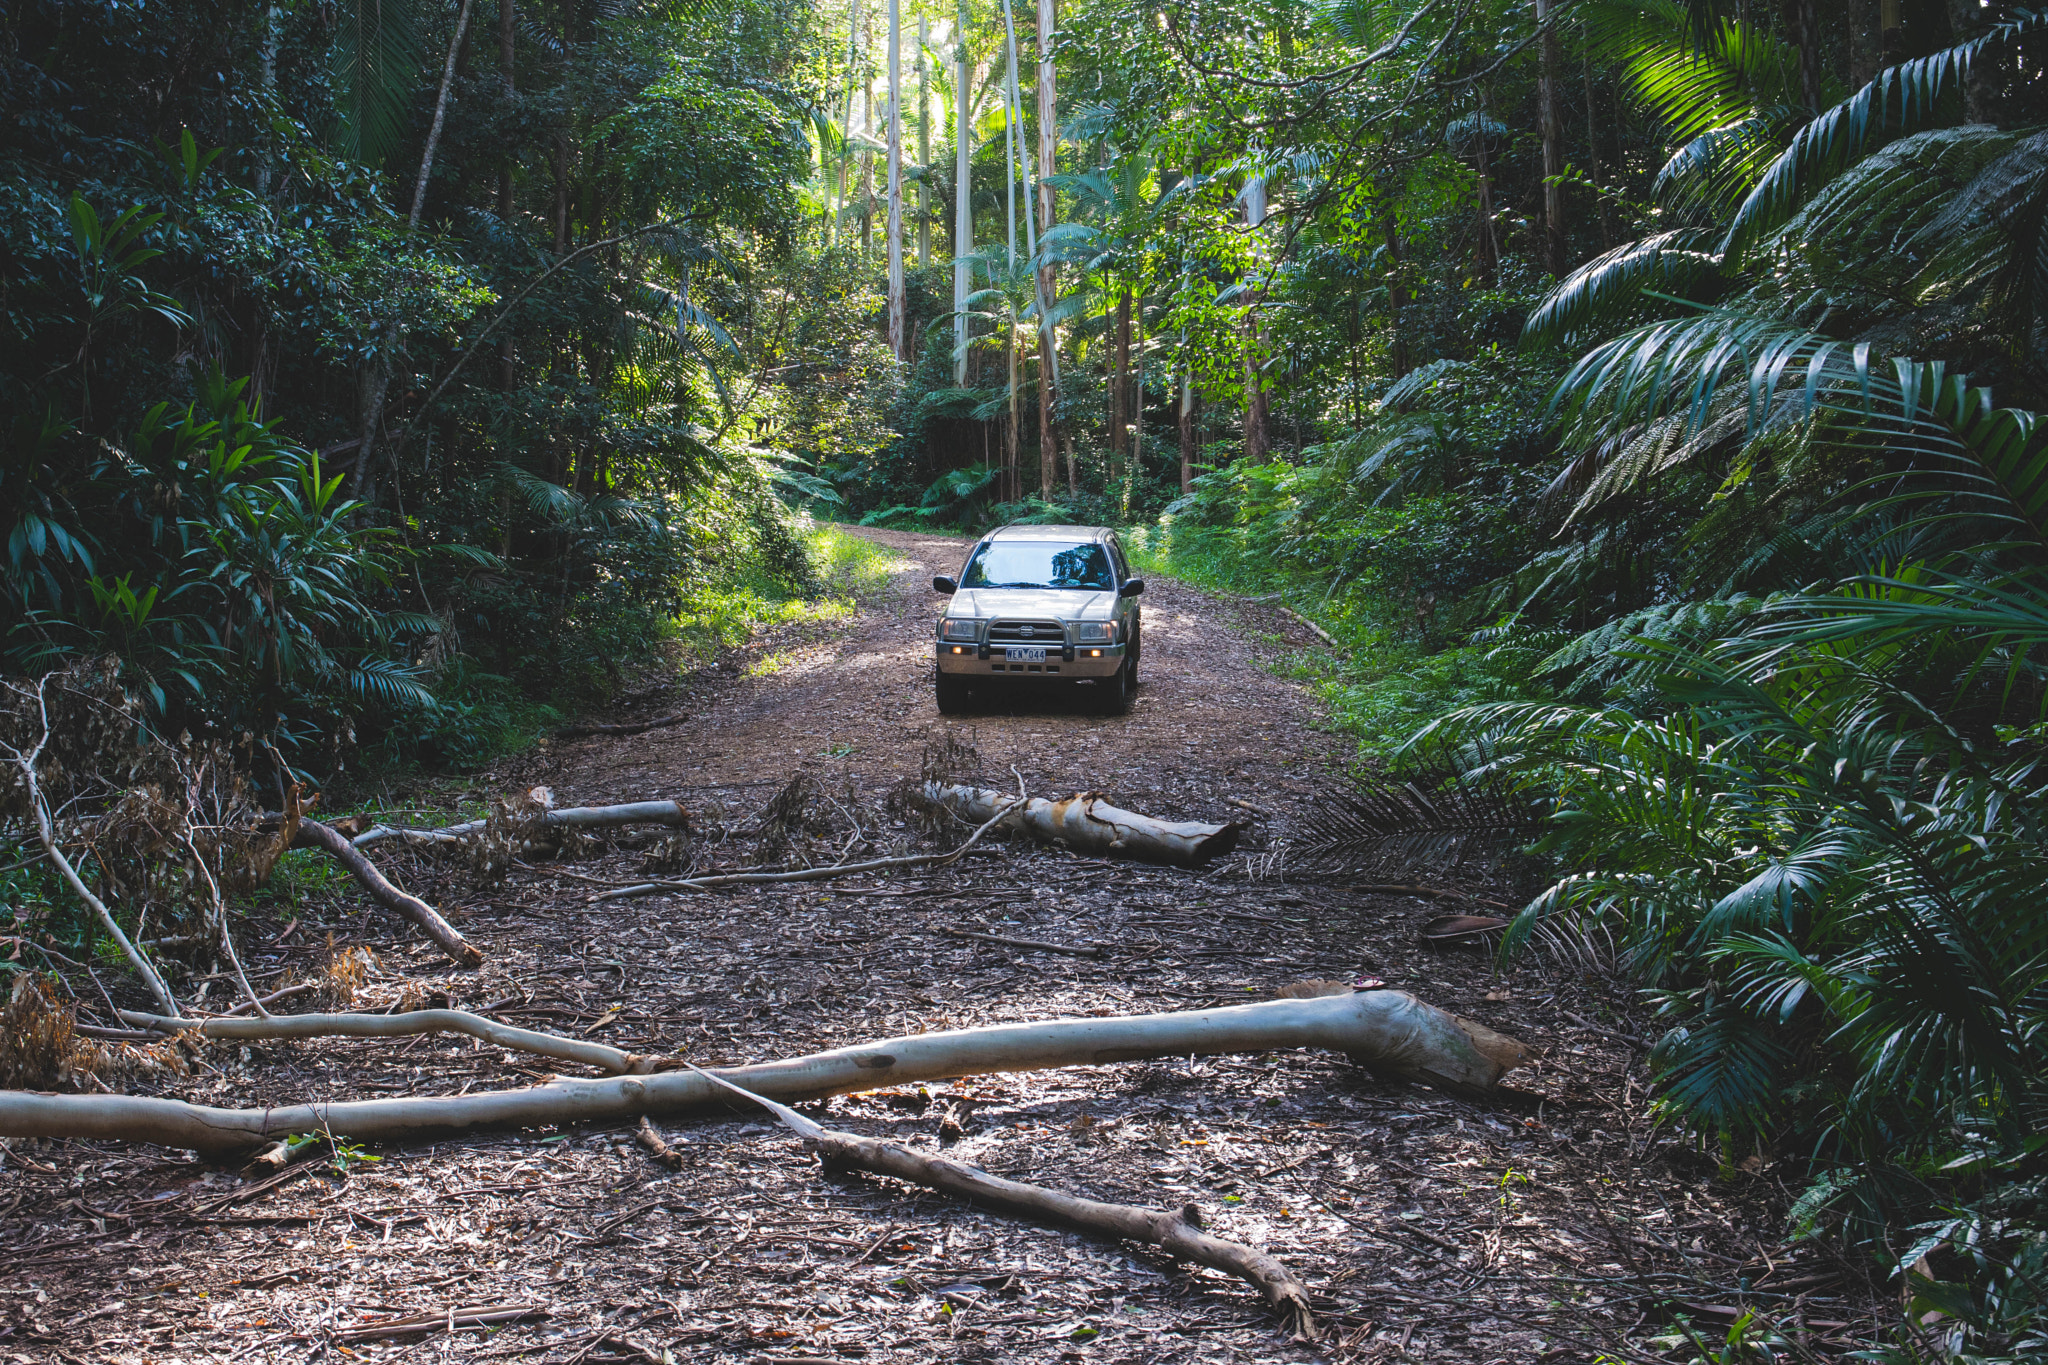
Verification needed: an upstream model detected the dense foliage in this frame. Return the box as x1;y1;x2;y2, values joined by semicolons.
3;0;822;768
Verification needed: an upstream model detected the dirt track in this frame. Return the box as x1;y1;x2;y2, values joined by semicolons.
1;528;1843;1364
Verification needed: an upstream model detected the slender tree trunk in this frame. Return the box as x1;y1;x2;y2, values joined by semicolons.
1178;371;1195;493
1111;288;1130;460
1472;90;1498;284
1123;293;1142;516
831;0;862;248
1582;53;1615;251
1789;0;1821;112
1535;0;1564;274
1382;204;1411;378
1243;305;1268;463
1036;0;1065;496
953;10;972;386
1006;322;1020;499
353;0;478;505
887;0;905;361
1242;177;1269;464
258;5;282;198
917;15;931;268
861;73;876;253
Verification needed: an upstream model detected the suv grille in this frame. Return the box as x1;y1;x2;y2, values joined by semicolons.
988;619;1066;644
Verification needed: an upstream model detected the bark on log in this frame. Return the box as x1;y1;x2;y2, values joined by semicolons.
290;819;482;966
0;991;1529;1155
692;1066;1316;1338
353;800;688;849
925;782;1244;867
117;1008;661;1074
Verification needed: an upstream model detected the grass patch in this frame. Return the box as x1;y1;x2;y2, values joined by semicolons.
674;521;904;660
1127;524;1530;760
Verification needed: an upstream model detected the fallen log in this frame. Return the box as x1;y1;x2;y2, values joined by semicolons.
352;799;689;849
290;818;482;966
924;782;1244;867
0;990;1529;1154
117;1007;661;1074
691;1065;1315;1339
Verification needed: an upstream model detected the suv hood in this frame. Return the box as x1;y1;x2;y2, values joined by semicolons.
949;588;1116;621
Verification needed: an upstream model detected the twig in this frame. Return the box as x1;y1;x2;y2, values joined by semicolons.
594;797;1019;902
1351;884;1516;911
555;712;690;739
939;928;1105;958
332;1303;546;1344
1561;1009;1648;1050
684;1064;1317;1340
636;1117;684;1170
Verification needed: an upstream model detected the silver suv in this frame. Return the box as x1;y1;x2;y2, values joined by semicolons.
931;525;1144;715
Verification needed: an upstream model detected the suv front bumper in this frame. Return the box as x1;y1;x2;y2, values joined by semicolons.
936;642;1126;679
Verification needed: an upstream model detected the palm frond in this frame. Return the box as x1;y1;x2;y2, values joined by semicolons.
331;0;425;166
1721;12;2045;262
1523;230;1726;346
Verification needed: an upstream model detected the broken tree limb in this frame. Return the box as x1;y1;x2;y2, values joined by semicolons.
924;782;1244;867
688;1064;1315;1339
290;818;482;966
0;990;1530;1154
1;677;181;1018
115;1007;661;1074
594;796;1016;901
352;799;689;849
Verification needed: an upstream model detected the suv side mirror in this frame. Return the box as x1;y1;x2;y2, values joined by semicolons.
933;575;958;594
1118;578;1145;598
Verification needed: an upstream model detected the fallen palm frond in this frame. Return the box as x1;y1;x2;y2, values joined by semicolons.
1286;764;1541;876
0;990;1530;1154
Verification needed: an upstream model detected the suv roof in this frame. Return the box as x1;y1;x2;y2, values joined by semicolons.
984;524;1111;542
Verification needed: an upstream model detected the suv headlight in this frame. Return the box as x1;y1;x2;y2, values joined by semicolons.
939;617;979;641
1074;621;1117;644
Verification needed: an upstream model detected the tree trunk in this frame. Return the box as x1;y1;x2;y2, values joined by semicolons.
1178;370;1196;492
1582;53;1615;251
1036;0;1063;496
1535;0;1564;274
1794;0;1822;113
1382;205;1411;377
1111;288;1130;460
1243;305;1268;463
0;991;1532;1154
887;0;905;361
1123;294;1142;516
1472;89;1498;284
917;15;931;269
351;0;479;503
952;4;971;385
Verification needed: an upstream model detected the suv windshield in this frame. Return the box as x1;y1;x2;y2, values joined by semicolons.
960;540;1115;590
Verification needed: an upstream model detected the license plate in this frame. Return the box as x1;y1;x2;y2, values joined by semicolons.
1004;646;1047;663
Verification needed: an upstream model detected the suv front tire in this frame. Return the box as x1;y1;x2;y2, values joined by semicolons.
935;668;971;715
1091;663;1132;715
